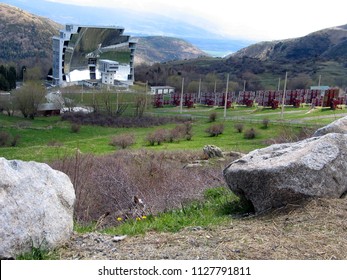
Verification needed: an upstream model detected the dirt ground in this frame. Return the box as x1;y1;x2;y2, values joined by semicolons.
58;197;347;260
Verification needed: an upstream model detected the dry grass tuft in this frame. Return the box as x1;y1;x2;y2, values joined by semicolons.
59;197;347;260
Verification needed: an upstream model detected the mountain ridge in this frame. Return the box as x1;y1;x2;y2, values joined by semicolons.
0;3;209;73
133;36;209;65
0;3;61;74
230;24;347;61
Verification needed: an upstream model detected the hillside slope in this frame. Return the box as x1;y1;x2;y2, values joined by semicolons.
231;25;347;61
0;3;61;74
0;3;209;74
133;36;209;65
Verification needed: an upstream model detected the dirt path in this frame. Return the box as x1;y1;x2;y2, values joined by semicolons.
58;198;347;260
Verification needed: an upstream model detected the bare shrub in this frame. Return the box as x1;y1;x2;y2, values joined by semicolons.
61;112;191;128
167;123;193;143
145;128;168;145
70;123;81;133
49;150;227;227
110;133;136;149
185;122;193;140
262;118;270;129
244;128;257;139
145;132;156;146
0;131;20;147
234;123;244;133
209;112;217;122
10;134;20;147
50;151;96;222
205;123;224;137
0;131;10;146
166;127;181;143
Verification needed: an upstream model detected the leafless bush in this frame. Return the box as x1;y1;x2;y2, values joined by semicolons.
110;133;136;149
0;131;10;146
234;123;244;133
49;150;227;227
61;112;191;128
244;128;257;139
205;123;224;137
167;126;183;143
0;131;20;147
10;134;20;147
209;112;217;122
262;118;270;129
70;123;81;133
183;122;193;140
145;129;168;145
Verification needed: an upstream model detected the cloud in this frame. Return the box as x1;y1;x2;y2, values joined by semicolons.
46;0;347;41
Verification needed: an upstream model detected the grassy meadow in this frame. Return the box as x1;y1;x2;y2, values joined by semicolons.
1;94;344;163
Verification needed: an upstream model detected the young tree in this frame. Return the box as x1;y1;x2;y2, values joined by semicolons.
13;81;46;119
0;74;9;91
0;94;15;116
134;94;147;118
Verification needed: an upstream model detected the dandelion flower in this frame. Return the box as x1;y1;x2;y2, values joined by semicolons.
136;217;141;221
117;217;123;221
142;216;147;219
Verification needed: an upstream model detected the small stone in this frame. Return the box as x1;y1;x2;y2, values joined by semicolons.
112;235;127;242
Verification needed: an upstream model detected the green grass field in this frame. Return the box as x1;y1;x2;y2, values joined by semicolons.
1;102;346;162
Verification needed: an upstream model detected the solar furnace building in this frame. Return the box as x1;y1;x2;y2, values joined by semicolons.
52;24;136;86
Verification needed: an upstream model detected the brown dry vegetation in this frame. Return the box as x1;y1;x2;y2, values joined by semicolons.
50;150;232;227
58;198;347;260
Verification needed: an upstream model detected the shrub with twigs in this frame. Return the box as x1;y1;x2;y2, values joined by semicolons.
209;112;217;122
70;123;81;133
110;133;136;149
49;150;227;228
234;123;244;133
205;123;224;137
262;118;270;129
244;128;257;139
0;131;10;146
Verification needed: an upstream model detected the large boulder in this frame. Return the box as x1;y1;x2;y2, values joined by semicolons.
313;116;347;136
223;133;347;213
0;158;75;259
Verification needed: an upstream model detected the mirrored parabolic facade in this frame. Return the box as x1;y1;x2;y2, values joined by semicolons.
52;25;136;86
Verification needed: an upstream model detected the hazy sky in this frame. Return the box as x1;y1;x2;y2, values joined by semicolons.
46;0;347;41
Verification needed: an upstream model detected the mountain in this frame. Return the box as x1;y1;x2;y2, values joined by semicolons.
0;3;210;74
1;0;248;57
0;3;61;74
230;25;347;61
133;36;209;65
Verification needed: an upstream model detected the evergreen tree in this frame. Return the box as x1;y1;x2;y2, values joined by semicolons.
0;65;17;91
0;74;10;91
